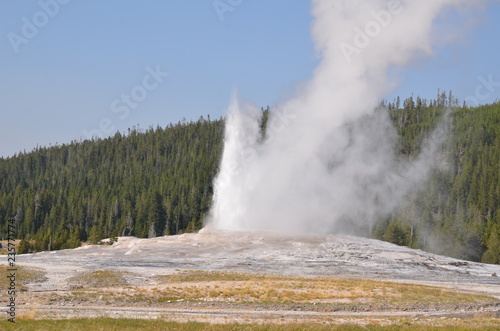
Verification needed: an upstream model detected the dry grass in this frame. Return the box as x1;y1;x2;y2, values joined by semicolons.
146;270;496;305
0;264;46;291
67;270;130;289
64;270;498;308
9;269;500;327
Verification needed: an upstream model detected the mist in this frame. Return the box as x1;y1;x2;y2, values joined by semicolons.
207;0;487;234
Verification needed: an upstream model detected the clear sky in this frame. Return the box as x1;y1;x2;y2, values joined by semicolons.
1;1;500;158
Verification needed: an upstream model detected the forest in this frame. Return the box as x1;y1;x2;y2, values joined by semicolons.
0;117;224;252
0;93;499;264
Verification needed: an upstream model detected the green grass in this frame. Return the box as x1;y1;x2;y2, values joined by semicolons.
1;318;500;331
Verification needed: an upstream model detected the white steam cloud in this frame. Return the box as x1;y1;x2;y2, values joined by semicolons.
207;0;488;234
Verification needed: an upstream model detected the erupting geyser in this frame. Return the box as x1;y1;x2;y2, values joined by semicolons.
207;0;489;234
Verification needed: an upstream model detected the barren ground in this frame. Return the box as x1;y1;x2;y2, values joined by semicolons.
4;230;500;326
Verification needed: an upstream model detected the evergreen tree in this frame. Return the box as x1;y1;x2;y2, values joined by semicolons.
89;225;102;245
17;238;30;254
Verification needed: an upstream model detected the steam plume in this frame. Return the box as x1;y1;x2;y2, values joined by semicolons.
207;0;487;234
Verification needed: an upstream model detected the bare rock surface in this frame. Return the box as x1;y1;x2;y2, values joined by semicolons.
21;230;500;288
12;230;500;323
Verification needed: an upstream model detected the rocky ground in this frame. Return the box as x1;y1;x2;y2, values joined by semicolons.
5;230;500;325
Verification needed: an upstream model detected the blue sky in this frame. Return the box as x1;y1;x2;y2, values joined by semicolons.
1;1;499;158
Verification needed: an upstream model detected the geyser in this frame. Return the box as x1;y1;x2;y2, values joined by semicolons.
207;0;488;234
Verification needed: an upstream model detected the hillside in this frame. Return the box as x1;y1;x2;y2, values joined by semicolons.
0;118;224;251
378;98;500;264
0;97;499;263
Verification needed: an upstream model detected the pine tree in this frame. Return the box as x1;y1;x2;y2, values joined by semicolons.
17;238;30;254
88;225;101;245
147;192;166;238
